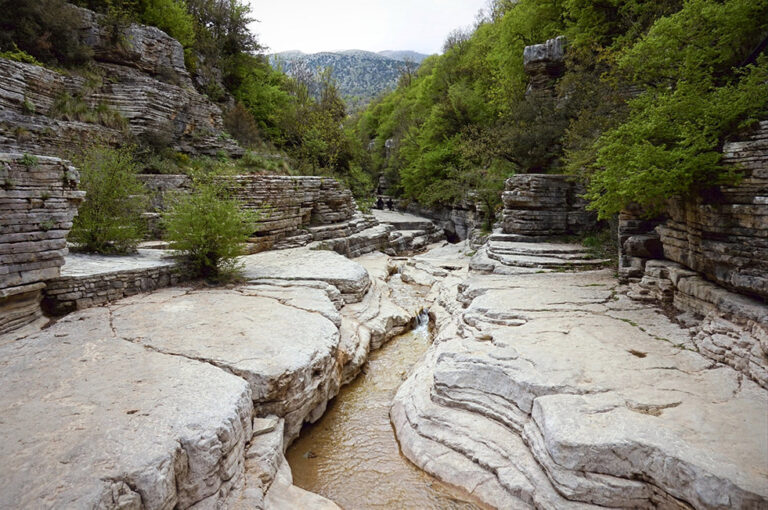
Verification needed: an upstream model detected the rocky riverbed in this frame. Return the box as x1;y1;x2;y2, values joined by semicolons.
0;238;766;509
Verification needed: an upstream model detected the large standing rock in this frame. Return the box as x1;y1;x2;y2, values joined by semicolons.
523;36;566;93
502;174;592;236
0;154;84;337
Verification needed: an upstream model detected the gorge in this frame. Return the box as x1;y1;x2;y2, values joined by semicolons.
1;1;767;509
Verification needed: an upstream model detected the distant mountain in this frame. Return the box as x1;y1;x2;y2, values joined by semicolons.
270;50;429;110
377;50;430;63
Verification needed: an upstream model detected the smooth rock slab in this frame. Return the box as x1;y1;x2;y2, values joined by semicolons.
241;248;371;303
0;307;253;509
109;287;341;443
393;263;768;508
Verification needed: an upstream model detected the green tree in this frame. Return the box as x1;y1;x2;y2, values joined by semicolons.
69;146;148;253
163;173;256;280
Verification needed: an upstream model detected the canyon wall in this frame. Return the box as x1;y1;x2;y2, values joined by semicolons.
0;154;84;335
0;6;241;158
621;121;768;388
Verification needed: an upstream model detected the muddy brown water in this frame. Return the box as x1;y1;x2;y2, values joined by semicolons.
286;317;485;509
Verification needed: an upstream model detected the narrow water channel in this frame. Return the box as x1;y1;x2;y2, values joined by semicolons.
286;314;485;509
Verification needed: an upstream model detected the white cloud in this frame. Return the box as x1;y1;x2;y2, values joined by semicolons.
248;0;488;55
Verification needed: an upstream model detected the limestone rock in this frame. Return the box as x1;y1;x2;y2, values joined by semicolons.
523;36;567;93
0;5;242;158
391;261;768;509
502;174;593;236
77;6;193;87
108;287;342;443
241;248;371;303
0;153;84;336
0;308;254;509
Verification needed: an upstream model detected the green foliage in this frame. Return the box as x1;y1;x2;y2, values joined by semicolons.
223;102;261;147
0;0;93;67
141;0;196;48
355;0;768;224
163;173;256;280
0;44;44;66
69;146;148;254
585;0;768;218
21;154;38;167
49;92;128;130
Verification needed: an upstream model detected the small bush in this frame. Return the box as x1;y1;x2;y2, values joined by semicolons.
69;146;148;253
0;44;43;66
50;92;128;130
163;175;256;281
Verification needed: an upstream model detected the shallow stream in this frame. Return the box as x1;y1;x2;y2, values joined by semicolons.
286;313;484;509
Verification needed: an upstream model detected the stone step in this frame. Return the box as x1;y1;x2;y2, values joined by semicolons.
488;240;592;258
486;249;610;269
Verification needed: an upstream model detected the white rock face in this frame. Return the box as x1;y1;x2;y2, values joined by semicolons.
0;247;428;509
0;307;253;509
392;251;768;509
241;248;371;303
108;287;342;444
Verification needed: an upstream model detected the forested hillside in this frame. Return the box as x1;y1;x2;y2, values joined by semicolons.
355;0;768;220
0;0;369;192
3;0;766;219
271;50;428;110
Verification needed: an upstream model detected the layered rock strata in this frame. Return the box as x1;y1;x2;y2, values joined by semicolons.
523;36;566;93
140;174;359;251
402;199;484;243
390;247;768;509
42;250;182;315
619;121;768;389
629;259;768;388
0;246;425;508
470;231;609;274
0;154;84;335
0;6;240;157
658;121;768;301
502;174;592;236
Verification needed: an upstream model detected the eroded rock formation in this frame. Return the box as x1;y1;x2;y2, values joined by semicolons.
502;174;592;237
523;36;566;93
0;154;84;335
391;246;768;509
0;247;425;508
0;6;241;157
620;121;768;389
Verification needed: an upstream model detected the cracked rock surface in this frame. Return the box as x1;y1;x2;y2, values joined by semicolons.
0;307;253;510
392;250;768;509
0;247;420;508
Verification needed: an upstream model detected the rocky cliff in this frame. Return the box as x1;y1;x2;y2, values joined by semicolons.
0;5;241;158
620;120;768;389
0;154;84;335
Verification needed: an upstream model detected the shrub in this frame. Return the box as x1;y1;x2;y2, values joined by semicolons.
69;146;148;253
223;102;261;147
0;44;44;66
163;175;256;280
50;92;128;130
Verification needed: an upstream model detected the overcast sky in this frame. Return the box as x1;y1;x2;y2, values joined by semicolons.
248;0;489;55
